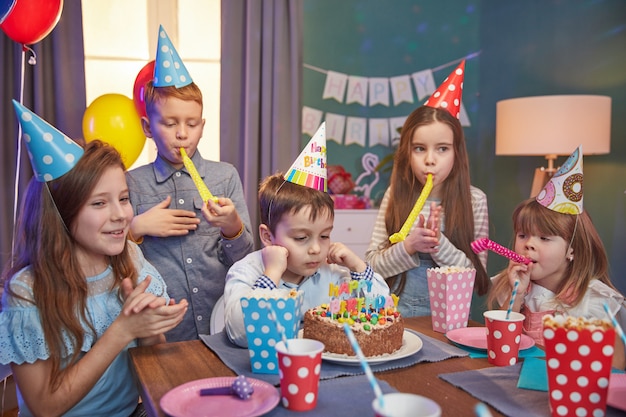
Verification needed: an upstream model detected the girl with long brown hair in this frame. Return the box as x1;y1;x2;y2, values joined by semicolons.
366;61;489;317
0;105;187;417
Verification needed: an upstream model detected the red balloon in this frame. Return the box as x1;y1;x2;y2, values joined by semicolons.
0;0;63;45
132;60;155;119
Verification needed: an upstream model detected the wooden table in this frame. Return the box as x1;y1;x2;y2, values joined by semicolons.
129;316;504;417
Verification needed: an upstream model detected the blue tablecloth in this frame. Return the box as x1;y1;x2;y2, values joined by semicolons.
265;375;397;416
439;363;624;417
200;329;468;386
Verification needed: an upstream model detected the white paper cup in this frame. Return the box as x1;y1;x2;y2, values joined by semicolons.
372;393;441;417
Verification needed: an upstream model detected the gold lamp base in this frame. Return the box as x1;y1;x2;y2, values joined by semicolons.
529;154;558;198
530;168;553;198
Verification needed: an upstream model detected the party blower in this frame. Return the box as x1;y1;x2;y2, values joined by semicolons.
389;174;434;243
470;238;531;265
180;147;219;203
200;375;254;400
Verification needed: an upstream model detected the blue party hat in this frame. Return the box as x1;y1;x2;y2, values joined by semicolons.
153;25;193;88
12;100;84;182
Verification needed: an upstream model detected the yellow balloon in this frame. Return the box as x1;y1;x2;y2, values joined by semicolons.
82;93;146;168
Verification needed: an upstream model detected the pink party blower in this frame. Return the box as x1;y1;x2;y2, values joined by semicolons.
471;238;531;265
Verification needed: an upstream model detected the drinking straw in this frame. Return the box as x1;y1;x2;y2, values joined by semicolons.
470;237;532;265
603;302;626;347
506;280;519;320
474;402;494;417
343;323;384;409
266;304;289;351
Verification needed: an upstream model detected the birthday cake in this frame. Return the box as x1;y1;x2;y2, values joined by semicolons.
302;282;403;357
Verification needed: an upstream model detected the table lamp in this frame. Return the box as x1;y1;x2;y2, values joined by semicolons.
495;95;611;197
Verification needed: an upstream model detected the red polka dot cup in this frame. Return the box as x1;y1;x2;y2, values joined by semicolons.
275;338;324;411
543;317;616;417
483;310;525;366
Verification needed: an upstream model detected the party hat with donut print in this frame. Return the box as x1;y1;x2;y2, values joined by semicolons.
153;25;193;88
536;145;583;215
284;122;327;192
423;59;465;119
12;100;84;182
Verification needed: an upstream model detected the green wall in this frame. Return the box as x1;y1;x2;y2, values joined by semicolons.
303;0;626;319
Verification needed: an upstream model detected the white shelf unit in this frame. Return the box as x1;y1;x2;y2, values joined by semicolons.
332;209;379;259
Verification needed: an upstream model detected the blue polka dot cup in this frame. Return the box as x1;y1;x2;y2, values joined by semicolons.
241;293;304;374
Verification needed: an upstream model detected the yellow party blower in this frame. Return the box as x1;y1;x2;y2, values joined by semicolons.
180;148;219;203
389;173;433;243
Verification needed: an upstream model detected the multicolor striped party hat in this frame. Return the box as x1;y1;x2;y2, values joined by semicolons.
423;59;465;119
284;122;327;192
12;100;84;182
536;145;583;215
154;25;193;88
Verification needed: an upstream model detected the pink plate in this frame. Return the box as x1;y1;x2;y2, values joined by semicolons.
445;327;535;351
160;377;280;417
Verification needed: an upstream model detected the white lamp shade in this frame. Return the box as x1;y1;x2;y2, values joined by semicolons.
495;95;611;156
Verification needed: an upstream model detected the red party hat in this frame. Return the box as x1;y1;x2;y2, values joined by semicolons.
423;60;465;119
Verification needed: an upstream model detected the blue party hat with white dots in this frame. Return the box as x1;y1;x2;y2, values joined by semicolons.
12;100;84;182
153;25;193;88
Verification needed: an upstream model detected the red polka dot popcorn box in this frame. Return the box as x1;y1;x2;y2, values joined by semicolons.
240;289;304;374
542;314;616;417
427;267;476;333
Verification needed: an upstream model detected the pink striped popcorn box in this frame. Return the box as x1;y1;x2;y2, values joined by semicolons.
427;267;476;333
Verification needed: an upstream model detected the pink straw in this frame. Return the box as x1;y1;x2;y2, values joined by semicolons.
471;238;531;265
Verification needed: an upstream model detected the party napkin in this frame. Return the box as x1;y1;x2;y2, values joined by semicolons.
517;357;548;391
200;329;468;386
461;344;545;359
264;374;396;416
439;364;624;417
607;373;626;412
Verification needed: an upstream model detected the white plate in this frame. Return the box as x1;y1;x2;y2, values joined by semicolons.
299;329;423;366
445;327;535;351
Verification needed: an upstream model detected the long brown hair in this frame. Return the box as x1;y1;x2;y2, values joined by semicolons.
2;140;138;391
384;106;488;295
488;198;613;309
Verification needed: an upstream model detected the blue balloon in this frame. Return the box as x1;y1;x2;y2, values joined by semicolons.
0;0;16;24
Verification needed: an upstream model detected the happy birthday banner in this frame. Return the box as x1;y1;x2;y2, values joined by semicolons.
302;105;471;148
302;53;478;147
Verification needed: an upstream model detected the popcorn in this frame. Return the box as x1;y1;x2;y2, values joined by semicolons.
542;314;616;417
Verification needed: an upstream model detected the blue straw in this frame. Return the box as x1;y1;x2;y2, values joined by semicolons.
266;304;289;352
343;323;384;409
603;302;626;347
475;402;493;417
506;280;519;320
